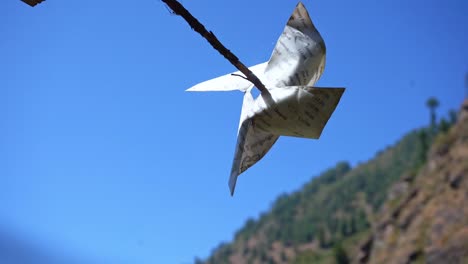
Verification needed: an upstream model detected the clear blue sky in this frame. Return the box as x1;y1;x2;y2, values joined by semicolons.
1;0;467;263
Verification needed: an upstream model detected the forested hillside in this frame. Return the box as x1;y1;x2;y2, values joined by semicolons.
197;101;461;264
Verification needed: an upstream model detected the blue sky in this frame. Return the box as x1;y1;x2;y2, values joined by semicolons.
1;0;467;263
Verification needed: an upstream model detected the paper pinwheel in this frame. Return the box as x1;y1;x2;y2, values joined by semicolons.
187;2;345;195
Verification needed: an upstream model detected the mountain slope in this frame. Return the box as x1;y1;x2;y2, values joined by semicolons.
361;100;468;264
200;110;452;263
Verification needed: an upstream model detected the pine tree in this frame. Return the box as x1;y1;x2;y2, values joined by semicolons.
465;72;468;98
426;97;439;132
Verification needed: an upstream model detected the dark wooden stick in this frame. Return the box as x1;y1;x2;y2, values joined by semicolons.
162;0;269;94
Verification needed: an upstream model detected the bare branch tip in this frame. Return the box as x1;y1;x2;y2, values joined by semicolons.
231;73;249;81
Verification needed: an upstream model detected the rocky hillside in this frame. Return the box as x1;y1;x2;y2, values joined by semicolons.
360;100;468;264
198;101;464;264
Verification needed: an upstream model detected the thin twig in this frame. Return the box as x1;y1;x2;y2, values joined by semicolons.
231;73;249;81
161;0;269;95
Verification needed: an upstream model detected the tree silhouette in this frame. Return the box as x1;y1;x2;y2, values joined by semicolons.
333;243;350;264
426;97;439;130
465;72;468;98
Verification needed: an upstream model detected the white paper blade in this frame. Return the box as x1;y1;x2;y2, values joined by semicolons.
229;86;344;195
186;62;267;92
252;86;345;138
229;118;279;196
263;2;326;89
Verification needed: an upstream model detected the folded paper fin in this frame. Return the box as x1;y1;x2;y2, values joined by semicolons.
186;62;268;92
252;87;345;138
228;89;279;195
263;2;326;89
229;86;345;195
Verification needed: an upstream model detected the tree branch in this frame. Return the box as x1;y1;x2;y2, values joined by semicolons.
161;0;269;95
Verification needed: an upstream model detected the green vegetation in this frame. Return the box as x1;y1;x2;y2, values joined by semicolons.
293;250;332;264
